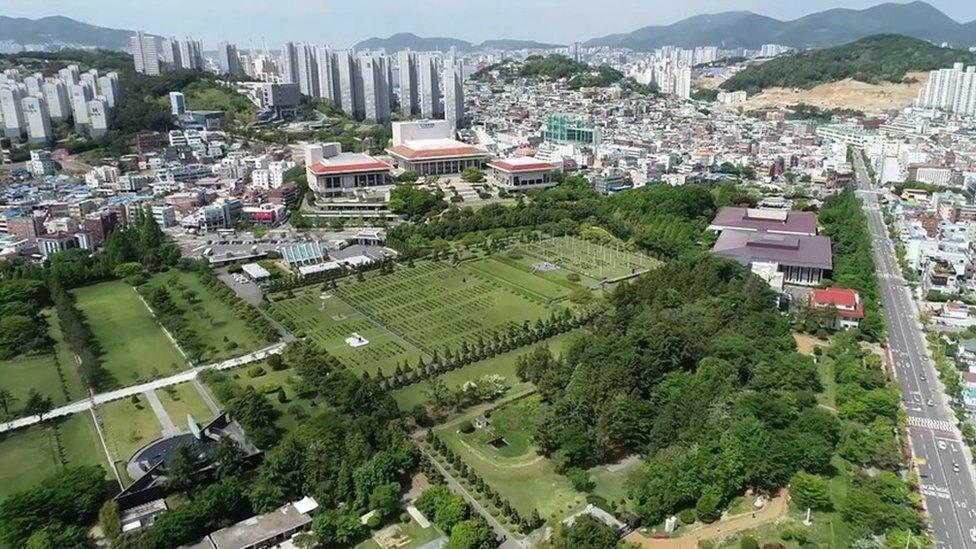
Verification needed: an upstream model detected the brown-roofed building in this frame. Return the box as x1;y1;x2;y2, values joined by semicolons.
304;142;391;199
712;230;833;286
708;207;819;237
487;157;556;191
386;120;489;176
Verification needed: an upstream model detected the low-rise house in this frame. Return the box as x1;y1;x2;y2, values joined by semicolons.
809;287;864;330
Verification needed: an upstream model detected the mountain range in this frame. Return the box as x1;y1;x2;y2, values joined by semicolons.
2;2;975;52
351;33;564;52
586;1;976;51
0;15;140;50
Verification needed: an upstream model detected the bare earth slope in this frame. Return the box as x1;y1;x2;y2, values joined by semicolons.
737;71;928;114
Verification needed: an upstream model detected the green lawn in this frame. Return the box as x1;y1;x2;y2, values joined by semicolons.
514;236;661;281
98;396;164;463
143;271;271;362
336;261;557;354
0;310;88;411
435;394;586;523
0;413;109;500
159;383;216;426
466;256;574;301
393;330;582;411
74;281;187;387
355;518;444;549
271;291;426;376
589;457;642;506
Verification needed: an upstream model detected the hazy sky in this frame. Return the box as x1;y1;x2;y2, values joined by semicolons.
5;0;976;48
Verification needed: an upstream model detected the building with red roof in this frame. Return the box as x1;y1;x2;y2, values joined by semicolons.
304;142;391;199
809;287;864;330
487;157;556;192
386;120;488;176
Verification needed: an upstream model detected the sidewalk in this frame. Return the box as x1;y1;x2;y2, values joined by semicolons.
0;341;286;434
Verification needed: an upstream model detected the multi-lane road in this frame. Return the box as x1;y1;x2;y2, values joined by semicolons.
854;153;976;547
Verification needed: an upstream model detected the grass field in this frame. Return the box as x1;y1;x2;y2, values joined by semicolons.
74;281;187;387
436;395;586;522
0;413;109;500
589;457;642;506
393;330;583;411
98;396;165;463
159;383;216;426
514;236;660;280
0;311;88;410
355;518;444;549
143;271;271;362
336;261;555;353
466;256;575;301
271;291;426;376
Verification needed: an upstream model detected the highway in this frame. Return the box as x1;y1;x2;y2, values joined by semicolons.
854;153;976;547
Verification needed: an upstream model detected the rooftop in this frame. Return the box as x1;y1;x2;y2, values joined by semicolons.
308;152;390;175
208;503;311;549
709;207;819;236
712;229;832;270
488;157;554;173
810;287;864;318
387;138;488;160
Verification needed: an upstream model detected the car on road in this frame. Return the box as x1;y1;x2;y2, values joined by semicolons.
970;527;976;542
939;440;947;450
920;374;926;381
927;399;934;407
953;462;961;473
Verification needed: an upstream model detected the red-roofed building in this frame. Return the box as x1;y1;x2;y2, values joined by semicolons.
487;157;556;191
304;142;392;199
386;120;488;175
809;287;864;330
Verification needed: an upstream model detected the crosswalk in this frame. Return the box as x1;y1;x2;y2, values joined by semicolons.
908;416;957;432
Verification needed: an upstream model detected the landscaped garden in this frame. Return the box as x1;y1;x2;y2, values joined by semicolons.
433;394;586;524
513;235;660;280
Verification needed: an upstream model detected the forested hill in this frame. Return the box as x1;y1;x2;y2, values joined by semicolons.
721;34;976;94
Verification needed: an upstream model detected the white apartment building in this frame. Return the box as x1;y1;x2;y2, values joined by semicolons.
915;63;976;116
21;95;52;143
131;32;161;75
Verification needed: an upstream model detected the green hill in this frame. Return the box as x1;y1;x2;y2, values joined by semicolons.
721;34;976;93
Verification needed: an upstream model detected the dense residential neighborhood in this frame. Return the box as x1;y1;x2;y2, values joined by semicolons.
2;2;976;549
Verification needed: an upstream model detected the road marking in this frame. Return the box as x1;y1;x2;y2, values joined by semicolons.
923;485;953;500
908;416;957;433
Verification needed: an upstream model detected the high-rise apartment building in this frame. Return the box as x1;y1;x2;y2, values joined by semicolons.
335;50;360;119
397;50;419;116
418;53;442;119
315;47;339;103
0;86;25;139
281;42;299;84
21;95;52;143
69;83;93;127
177;38;204;70
88;99;111;138
360;52;391;123
295;44;319;98
217;42;244;77
42;80;71;122
442;57;464;131
97;73;120;108
131;32;161;75
915;63;976;116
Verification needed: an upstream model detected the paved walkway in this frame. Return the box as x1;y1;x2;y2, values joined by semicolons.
143;389;178;437
625;490;789;549
0;342;287;434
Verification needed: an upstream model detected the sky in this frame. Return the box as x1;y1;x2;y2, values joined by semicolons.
5;0;976;48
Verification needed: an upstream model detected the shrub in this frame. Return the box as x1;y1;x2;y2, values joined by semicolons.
741;536;760;549
247;365;266;378
458;420;475;434
678;508;696;525
366;514;382;529
566;272;581;282
267;354;286;371
400;512;412;524
585;494;608;508
566;468;595;493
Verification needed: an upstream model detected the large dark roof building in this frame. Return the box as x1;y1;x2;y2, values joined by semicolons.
709;207;832;287
708;207;819;236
